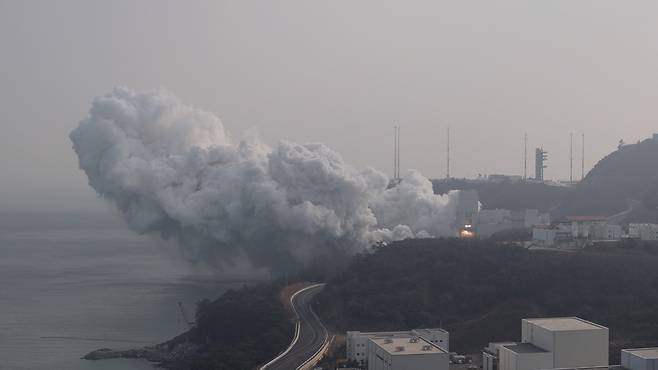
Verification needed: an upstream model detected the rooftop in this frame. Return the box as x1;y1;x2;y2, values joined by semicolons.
504;343;549;354
412;328;449;335
525;317;607;331
623;348;658;359
349;330;414;338
350;328;448;338
370;337;447;356
567;216;608;222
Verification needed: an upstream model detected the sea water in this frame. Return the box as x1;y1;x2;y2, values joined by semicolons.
0;212;250;370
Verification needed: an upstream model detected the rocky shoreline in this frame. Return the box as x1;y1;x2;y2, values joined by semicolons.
83;341;201;369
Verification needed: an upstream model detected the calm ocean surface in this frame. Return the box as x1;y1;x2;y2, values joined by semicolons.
0;212;251;370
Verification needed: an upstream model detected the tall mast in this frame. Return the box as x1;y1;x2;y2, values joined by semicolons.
397;126;400;179
446;126;451;179
524;133;528;180
581;133;585;180
393;126;398;179
570;132;573;183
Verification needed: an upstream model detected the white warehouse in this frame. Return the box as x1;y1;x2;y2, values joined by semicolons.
367;336;449;370
629;224;658;241
347;328;449;366
622;348;658;370
490;317;608;370
499;343;553;370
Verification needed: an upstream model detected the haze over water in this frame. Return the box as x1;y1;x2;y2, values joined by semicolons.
0;211;251;370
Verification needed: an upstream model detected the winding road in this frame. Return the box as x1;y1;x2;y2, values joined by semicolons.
260;283;329;370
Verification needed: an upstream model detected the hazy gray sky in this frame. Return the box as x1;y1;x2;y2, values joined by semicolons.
1;1;657;212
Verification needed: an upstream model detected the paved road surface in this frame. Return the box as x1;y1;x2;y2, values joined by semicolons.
264;284;328;370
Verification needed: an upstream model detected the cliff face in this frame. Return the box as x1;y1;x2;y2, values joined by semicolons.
557;139;658;218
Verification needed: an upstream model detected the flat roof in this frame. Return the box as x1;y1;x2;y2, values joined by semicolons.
350;330;414;338
371;337;448;355
525;317;607;331
623;348;658;359
350;328;448;338
413;328;449;335
567;216;608;222
504;343;549;354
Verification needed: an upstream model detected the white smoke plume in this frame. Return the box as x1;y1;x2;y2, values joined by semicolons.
70;87;460;272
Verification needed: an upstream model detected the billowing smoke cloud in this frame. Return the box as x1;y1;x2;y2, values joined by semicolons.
70;88;460;272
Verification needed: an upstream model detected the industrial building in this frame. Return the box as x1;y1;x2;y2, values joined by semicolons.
488;174;524;183
484;342;519;370
622;348;658;370
347;328;449;366
628;224;658;241
455;189;552;239
569;216;622;240
484;317;609;370
532;225;573;247
474;209;550;238
367;336;449;370
533;217;623;247
499;343;553;370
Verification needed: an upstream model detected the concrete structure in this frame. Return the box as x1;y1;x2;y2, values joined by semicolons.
532;225;572;246
412;328;450;350
347;328;449;366
568;216;618;240
488;174;524;183
367;336;449;370
475;209;550;238
534;218;621;247
499;343;553;370
590;223;622;241
629;224;658;241
622;348;658;370
491;317;608;370
484;342;519;370
520;318;608;369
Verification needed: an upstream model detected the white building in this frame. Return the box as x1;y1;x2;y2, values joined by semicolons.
567;216;622;241
532;225;572;246
499;343;553;370
629;224;658;241
492;317;608;370
347;328;449;366
520;317;608;368
484;342;519;370
475;209;550;238
622;348;658;370
534;218;622;247
367;336;449;370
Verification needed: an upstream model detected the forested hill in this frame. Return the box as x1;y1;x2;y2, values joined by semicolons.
557;138;658;218
316;239;658;358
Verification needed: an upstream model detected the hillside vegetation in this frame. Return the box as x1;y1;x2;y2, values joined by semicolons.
165;282;294;370
557;138;658;218
316;239;658;360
